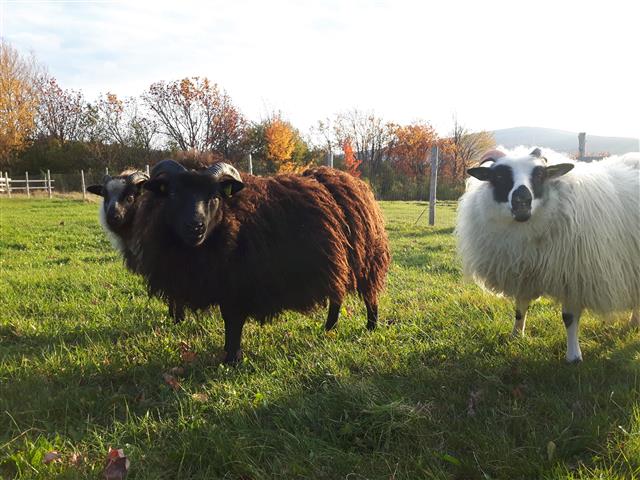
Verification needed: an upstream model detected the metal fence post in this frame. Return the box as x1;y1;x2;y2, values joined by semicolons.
47;169;52;198
25;171;30;197
81;169;86;200
428;145;439;226
105;167;109;176
248;153;253;175
145;164;150;176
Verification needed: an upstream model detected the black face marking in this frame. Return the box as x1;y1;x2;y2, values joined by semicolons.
489;165;514;203
562;313;574;329
530;166;546;199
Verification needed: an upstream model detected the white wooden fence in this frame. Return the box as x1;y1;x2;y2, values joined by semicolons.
0;170;54;198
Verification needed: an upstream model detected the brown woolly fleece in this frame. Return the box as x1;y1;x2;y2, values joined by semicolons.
303;167;390;308
127;168;389;362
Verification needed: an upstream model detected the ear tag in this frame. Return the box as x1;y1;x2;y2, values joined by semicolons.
223;184;233;197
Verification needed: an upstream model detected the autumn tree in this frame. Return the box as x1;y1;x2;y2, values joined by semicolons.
342;138;361;177
387;122;439;178
35;76;87;145
443;118;496;182
333;109;393;179
0;40;41;168
143;77;246;160
95;93;157;156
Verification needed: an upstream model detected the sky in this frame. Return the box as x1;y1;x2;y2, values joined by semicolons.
2;0;639;141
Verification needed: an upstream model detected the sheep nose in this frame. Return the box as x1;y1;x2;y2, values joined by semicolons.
511;185;532;207
187;221;205;235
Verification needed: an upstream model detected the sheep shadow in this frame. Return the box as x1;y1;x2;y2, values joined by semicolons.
2;318;638;479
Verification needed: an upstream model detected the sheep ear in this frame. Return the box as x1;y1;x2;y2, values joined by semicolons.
546;163;574;179
467;167;492;181
218;178;244;198
144;178;169;196
87;185;104;196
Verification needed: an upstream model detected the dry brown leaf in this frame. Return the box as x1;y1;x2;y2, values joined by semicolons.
162;372;181;391
192;392;209;402
179;342;197;363
103;447;130;480
43;451;62;464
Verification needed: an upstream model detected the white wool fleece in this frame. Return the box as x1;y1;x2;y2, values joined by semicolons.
456;151;640;314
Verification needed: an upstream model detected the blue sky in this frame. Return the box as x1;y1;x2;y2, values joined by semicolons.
2;0;639;140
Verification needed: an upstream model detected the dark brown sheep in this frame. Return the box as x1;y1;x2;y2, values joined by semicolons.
302;166;390;330
128;160;389;364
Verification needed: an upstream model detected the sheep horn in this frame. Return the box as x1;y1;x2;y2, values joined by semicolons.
126;171;149;185
479;149;505;165
206;162;244;196
206;162;242;183
150;159;187;178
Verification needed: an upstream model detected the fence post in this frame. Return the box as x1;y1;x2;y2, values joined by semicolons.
47;169;52;198
81;169;86;200
105;167;109;176
145;164;150;176
327;150;334;168
25;171;30;197
5;172;11;198
248;153;253;175
428;145;439;226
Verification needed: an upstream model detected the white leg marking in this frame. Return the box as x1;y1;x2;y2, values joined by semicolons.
563;310;583;363
512;298;530;337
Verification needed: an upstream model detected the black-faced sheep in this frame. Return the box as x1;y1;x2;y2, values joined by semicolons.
88;170;148;270
128;160;390;363
456;147;640;362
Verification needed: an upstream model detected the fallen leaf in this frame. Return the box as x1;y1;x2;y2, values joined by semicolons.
162;373;181;391
103;448;130;480
467;389;483;416
192;392;209;402
43;451;62;464
547;440;557;461
179;342;197;363
68;452;83;466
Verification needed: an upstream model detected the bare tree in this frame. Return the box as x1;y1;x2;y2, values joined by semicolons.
333;109;393;178
36;76;87;144
143;77;246;159
447;117;496;181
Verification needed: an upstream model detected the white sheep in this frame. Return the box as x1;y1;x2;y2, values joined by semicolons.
456;147;640;362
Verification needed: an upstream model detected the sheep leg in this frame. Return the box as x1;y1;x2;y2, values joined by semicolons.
562;308;583;363
222;311;246;365
365;301;378;331
512;298;530;337
169;300;185;324
325;302;341;331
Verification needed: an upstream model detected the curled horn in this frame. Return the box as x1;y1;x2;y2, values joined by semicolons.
126;171;149;185
530;147;547;162
150;159;187;178
479;149;506;165
206;162;244;196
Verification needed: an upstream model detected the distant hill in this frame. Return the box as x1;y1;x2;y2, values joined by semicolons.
492;127;639;155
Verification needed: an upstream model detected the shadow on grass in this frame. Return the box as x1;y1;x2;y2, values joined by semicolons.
2;320;639;479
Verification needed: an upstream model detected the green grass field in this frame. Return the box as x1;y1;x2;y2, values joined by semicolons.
1;197;638;479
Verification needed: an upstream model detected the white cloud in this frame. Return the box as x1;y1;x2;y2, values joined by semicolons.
3;0;639;140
